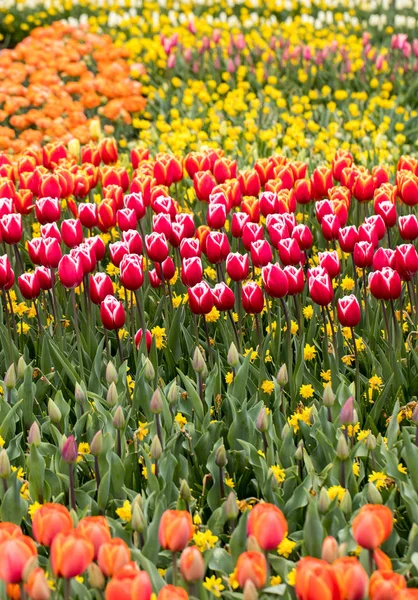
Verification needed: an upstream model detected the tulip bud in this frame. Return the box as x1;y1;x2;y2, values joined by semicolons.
113;406;125;430
17;356;27;379
106;382;118;407
22;556;38;581
318;487;330;513
323;386;335;407
180;479;192;502
48;398;62;424
132;504;146;534
28;422;41;446
224;491;239;521
243;580;259;600
132;494;142;511
295;440;304;461
167;381;178;405
268;468;279;492
367;483;382;504
227;343;239;368
277;364;288;386
340;490;352;515
70;508;78;528
151;435;162;461
281;423;291;440
246;535;262;552
90;431;103;457
215;444;227;467
340;396;354;425
74;383;86;405
255;407;268;432
87;562;105;590
180;546;205;583
192;346;206;373
4;364;16;389
337;433;349;460
150;388;163;414
61;435;78;464
366;433;377;451
321;536;339;564
90;119;101;140
106;361;118;384
0;449;10;478
143;357;155;382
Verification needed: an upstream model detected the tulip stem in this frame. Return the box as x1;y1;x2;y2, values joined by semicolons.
350;327;360;402
362;270;368;325
255;313;262;353
326;305;337;357
236;281;243;346
134;289;147;338
1;291;12;362
202;317;213;368
94;455;101;493
71;289;84;382
381;301;391;347
219;465;225;498
14;243;25;275
156;413;163;449
280;298;294;403
321;306;329;365
117;331;124;364
68;464;76;511
64;578;71;600
227;310;240;352
172;552;178;586
368;549;374;576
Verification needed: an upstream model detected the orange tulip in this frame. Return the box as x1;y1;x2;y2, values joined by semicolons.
296;557;342;600
321;536;339;564
6;584;20;600
50;531;94;579
76;516;112;559
0;523;22;544
179;546;205;583
333;557;368;600
0;536;37;584
395;591;418;599
157;585;189;600
25;567;51;600
369;570;406;600
105;562;140;600
352;504;393;550
373;549;392;571
246;503;287;550
235;551;267;590
130;570;153;600
158;510;194;553
98;538;131;578
32;503;73;547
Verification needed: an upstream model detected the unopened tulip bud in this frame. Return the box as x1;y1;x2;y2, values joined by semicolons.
340;396;354;425
106;361;118;384
167;381;178;404
132;494;142;510
151;435;162;461
106;382;118;407
17;356;26;379
22;556;38;581
340;490;352;515
255;407;268;432
215;444;227;467
268;468;279;492
243;580;259;600
144;358;155;381
61;435;78;464
321;536;339;564
277;364;288;386
0;449;10;478
295;441;304;461
70;508;78;528
113;406;125;430
281;423;291;439
310;405;318;422
68;138;80;158
323;386;335;407
88;562;105;590
227;343;239;367
74;382;86;404
246;535;261;552
150;388;163;414
48;398;62;424
90;119;101;140
366;433;377;451
4;364;16;389
132;504;146;534
224;491;239;521
337;433;349;460
28;422;41;446
192;346;206;373
90;431;103;457
318;487;330;513
367;482;382;504
180;546;205;583
180;479;191;502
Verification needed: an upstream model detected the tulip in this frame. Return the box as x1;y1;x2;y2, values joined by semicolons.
373;548;392;571
154;154;182;186
399;215;418;241
0;523;22;545
180;238;201;259
337;295;361;327
283;266;304;295
212;282;235;311
352;504;393;549
359;222;380;246
135;329;152;352
296;557;342;600
213;157;237;183
100;295;126;330
259;191;278;216
35;197;61;224
321;214;341;241
308;267;334;306
311;165;333;199
333;557;368;600
76;517;111;560
0;536;37;584
99;138;118;164
338;226;358;253
26;567;51;600
188;281;214;315
181;257;203;287
242;222;264;251
145;232;169;263
375;201;397;229
98;538;131;578
51;531;94;579
395;244;418;274
206;231;230;264
236;551;267;590
226;253;249;282
251;240;273;268
353;241;374;268
332;149;354;181
90;273;114;305
207;203;227;229
262;263;288;298
43;237;62;269
104;562;142;600
58;255;83;289
158;510;194;553
321;536;339;564
369;570;406;600
0;255;11;289
61;219;83;249
120;254;144;291
369;268;401;301
158;585;189;600
242;282;264;314
28;239;45;266
231;212;250;238
32;503;73;547
246;503;287;550
398;172;418;206
278;238;301;266
184;152;211;178
194;171;217;202
292;224;313;250
18;272;40;300
0;214;22;245
35;266;52;291
179;546;205;582
373;248;396;271
395;591;418;599
319;251;341;279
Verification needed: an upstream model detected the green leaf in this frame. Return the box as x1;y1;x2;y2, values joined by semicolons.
303;497;323;558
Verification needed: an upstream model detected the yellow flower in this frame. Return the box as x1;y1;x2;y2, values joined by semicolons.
353;461;360;477
151;326;166;350
261;380;275;395
357;429;371;442
287;568;296;586
304;344;316;361
288;406;312;433
29;502;42;518
225;372;234;385
193;529;219;552
278;536;296;558
225;477;234;488
0;436;5;447
17;322;30;335
175;413;187;428
369;375;383;390
75;576;84;584
300;384;314;399
321;370;331;382
398;463;407;475
355;337;365;352
116;500;132;522
204;267;217;281
11;466;25;480
270;465;286;484
203;575;225;597
341;276;355;292
137;421;149;441
158;569;167;577
368;471;389;490
243;348;258;362
327;486;346;502
76;443;90;463
205;307;220;323
193;513;202;526
228;569;239;590
20;481;30;500
270;575;282;586
303;305;314;320
342;355;354;366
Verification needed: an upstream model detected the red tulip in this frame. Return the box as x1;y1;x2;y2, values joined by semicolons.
247;503;287;550
0;214;22;245
251;240;273;267
399;215;418;241
181;257;203;287
292;224;313;250
352;504;393;550
319;251;341;279
194;171;216;202
373;248;396;271
205;232;230;264
100;295;126;330
36;197;61;224
213;157;236;183
358;222;379;247
120;254;144;291
242;281;264;314
238;169;261;196
135;329;152;352
242;222;264;251
188;281;214;314
18;272;40;300
231;212;250;238
184;152;211;178
262;263;288;298
145;232;169;263
395;244;418;274
122;230;143;255
369;268;401;301
284;266;304;295
311;166;333;199
321;214;341;241
79;203;98;229
353;241;374;268
212;282;235;311
338;226;358;253
58;255;83;288
226;253;249;282
259;191;279;216
32;503;73;547
207;203;227;229
155;256;176;281
337;295;361;327
0;536;37;584
61;219;83;249
180;238;201;259
158;510;194;553
375;201;397;229
308;266;334;305
0;255;12;288
278;238;301;266
117;208;137;232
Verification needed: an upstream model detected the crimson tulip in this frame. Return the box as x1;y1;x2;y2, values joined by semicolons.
135;329;152;352
188;281;214;314
278;238;301;266
399;215;418;241
180;238;201;259
109;242;130;267
242;222;263;251
337;295;361;327
18;272;40;300
207;203;227;229
61;219;83;249
120;254;144;291
181;257;203;287
58;255;83;289
212;282;235;311
292;224;313;250
262;263;288;298
145;232;169;263
90;273;114;305
122;230;143;255
338;225;358;253
124;192;146;220
242;282;264;314
205;232;230;264
251;240;273;268
226;253;249;282
369;268;401;300
353;241;374;268
231;212;250;238
79;203;98;229
284;265;304;295
35;197;61;224
100;295;126;330
319;251;340;279
0;214;22;245
308;267;334;305
395;244;418;274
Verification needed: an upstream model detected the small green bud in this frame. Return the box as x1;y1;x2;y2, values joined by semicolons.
243;580;258;600
255;407;268;433
74;382;86;404
90;431;103;457
150;435;162;461
340;490;352;515
27;422;41;447
106;382;118;407
106;361;118;384
277;363;288;386
180;479;192;502
17;356;26;379
224;491;239;520
4;364;16;389
246;535;261;552
323;385;335;408
337;433;349;460
167;381;178;404
143;357;155;381
113;406;125;430
281;423;291;440
318;487;330;513
192;347;206;373
295;440;304;461
70;508;79;528
150;388;164;414
215;444;227;468
227;342;239;368
366;433;377;451
367;482;382;504
0;449;10;478
88;562;105;590
131;504;146;534
48;398;62;424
